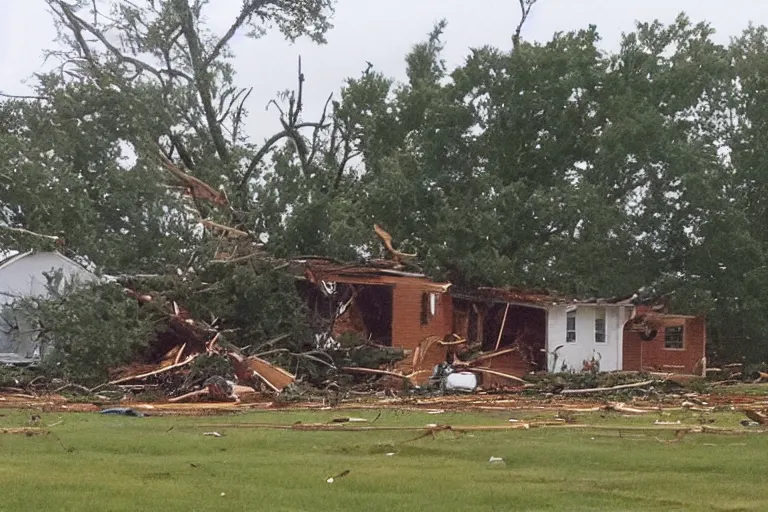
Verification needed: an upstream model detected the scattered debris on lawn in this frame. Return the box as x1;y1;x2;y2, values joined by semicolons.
101;407;144;417
326;469;350;484
744;409;768;425
331;417;368;423
0;427;48;435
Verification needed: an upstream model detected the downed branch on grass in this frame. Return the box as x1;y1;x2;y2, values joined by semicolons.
194;421;567;432
560;380;656;395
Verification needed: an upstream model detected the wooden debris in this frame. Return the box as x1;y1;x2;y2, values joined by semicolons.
341;366;430;384
160;153;228;206
465;367;527;385
232;355;296;393
200;219;249;239
493;303;511;351
744;409;768;425
560;380;655;395
465;347;519;365
605;402;653;415
373;224;417;264
108;355;198;385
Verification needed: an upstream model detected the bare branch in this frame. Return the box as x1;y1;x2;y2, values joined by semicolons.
333;126;357;191
308;93;333;165
513;0;539;50
51;1;98;72
174;0;230;163
0;91;48;101
238;121;327;190
293;56;304;126
232;87;253;143
204;0;269;68
217;87;248;124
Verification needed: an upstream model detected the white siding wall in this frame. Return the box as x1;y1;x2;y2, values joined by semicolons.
546;305;632;372
0;252;97;358
547;306;567;371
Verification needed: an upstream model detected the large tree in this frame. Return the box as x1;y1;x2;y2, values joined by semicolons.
5;1;768;366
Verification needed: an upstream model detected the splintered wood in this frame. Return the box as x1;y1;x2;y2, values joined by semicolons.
230;354;296;393
744;409;768;425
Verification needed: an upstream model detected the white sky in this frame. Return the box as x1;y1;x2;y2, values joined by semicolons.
1;0;767;141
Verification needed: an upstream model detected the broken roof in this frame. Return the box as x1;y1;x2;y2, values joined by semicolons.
456;286;636;308
302;258;451;293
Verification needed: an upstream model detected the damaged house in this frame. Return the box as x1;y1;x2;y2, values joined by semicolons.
301;259;455;382
450;287;707;385
0;250;97;363
623;306;707;375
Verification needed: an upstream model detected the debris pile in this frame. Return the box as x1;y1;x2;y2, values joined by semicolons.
101;292;297;402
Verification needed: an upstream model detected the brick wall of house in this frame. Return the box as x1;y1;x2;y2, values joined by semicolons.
392;285;454;380
623;315;706;374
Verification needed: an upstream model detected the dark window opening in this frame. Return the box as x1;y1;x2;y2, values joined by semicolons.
420;292;438;326
354;285;394;345
467;306;478;344
664;326;684;349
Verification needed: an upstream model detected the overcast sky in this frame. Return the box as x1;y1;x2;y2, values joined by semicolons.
2;0;767;141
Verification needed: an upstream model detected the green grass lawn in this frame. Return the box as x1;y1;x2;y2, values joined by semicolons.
0;407;766;512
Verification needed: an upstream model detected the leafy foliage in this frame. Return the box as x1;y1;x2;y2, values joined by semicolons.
13;282;157;385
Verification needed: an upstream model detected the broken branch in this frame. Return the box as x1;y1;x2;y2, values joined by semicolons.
465;367;528;385
108;355;198;385
0;225;60;241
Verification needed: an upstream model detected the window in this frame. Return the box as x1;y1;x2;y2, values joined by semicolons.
420;293;438;325
566;311;576;343
594;309;606;343
664;326;684;349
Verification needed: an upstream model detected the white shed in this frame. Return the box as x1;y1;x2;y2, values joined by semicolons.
0;251;97;363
